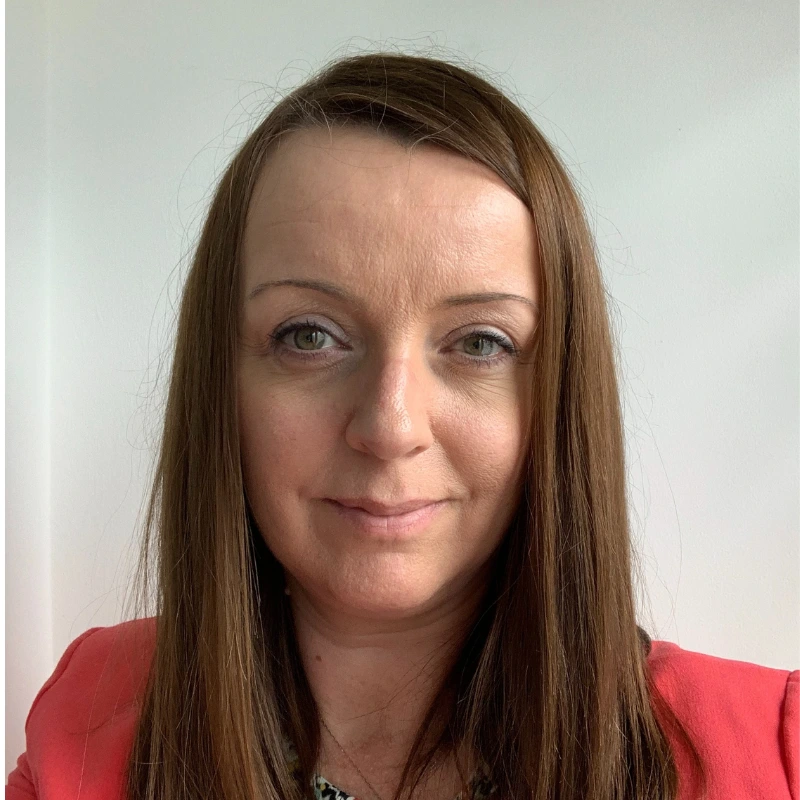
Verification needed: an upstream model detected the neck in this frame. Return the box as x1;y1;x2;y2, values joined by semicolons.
287;569;489;794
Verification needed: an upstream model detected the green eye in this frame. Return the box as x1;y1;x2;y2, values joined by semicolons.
268;319;518;369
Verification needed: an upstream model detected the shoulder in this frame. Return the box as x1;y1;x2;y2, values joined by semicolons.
6;617;157;800
25;617;158;733
647;639;798;800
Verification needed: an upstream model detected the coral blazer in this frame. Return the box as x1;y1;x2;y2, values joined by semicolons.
6;617;799;799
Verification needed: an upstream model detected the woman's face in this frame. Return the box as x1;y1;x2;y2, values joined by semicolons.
238;126;540;620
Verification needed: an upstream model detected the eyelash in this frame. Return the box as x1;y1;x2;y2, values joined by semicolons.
266;318;519;369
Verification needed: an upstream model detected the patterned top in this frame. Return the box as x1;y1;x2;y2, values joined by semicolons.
284;738;497;800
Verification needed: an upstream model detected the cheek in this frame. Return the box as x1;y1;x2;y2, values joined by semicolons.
462;424;526;536
441;388;529;496
237;376;339;500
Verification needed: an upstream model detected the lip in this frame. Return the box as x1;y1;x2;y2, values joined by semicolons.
324;499;446;536
330;497;442;516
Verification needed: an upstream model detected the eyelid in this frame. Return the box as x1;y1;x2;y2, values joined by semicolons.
268;320;521;375
272;317;517;349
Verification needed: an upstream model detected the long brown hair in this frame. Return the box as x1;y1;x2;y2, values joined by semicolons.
125;50;707;800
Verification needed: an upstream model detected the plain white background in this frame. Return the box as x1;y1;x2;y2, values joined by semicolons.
6;0;799;778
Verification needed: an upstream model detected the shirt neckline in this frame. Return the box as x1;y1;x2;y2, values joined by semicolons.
284;737;496;799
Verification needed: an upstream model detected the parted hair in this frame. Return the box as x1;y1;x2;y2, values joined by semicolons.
126;50;707;800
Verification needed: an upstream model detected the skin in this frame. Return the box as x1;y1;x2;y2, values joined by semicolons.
238;126;540;798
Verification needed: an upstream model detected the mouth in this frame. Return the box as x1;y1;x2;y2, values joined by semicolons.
323;499;446;536
327;497;444;516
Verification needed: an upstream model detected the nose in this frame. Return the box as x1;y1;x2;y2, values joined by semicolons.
344;353;435;460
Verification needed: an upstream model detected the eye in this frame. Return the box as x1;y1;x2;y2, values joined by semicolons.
266;318;340;360
454;330;518;368
266;318;519;369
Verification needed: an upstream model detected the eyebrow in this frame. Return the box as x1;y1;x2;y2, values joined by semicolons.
246;278;539;312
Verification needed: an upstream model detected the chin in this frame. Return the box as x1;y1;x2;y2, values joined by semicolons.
323;573;442;619
282;545;463;619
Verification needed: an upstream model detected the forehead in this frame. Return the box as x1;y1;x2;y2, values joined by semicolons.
241;126;538;302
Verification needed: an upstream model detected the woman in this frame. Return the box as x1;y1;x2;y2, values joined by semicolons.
7;52;797;800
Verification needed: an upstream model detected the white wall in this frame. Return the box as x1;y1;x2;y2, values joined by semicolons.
6;0;53;777
6;0;798;777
